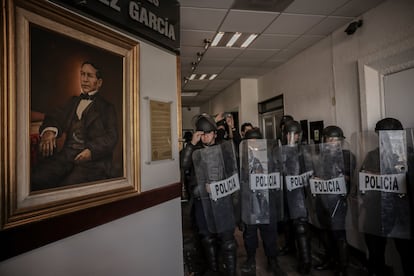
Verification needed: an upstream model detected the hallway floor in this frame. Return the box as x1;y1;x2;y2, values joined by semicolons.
181;201;369;276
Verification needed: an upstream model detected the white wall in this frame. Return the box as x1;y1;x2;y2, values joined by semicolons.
0;41;183;276
258;35;336;132
240;79;259;127
0;199;183;276
181;106;201;130
201;79;259;129
140;43;181;190
201;80;241;117
258;0;414;138
384;67;414;129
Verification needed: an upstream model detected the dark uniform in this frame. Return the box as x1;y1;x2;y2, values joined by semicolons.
239;128;283;274
181;114;238;276
359;118;413;276
281;120;312;275
311;126;356;276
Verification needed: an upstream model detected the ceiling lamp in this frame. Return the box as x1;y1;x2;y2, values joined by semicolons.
211;32;224;46
182;92;199;97
210;32;258;48
186;74;218;81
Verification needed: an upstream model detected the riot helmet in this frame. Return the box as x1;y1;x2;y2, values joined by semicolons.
279;115;294;145
375;117;403;132
323;126;345;140
285;120;302;145
244;127;263;139
194;114;217;133
241;122;253;137
279;115;294;129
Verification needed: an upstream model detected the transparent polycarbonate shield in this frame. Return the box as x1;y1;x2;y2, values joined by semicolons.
357;130;411;238
281;144;311;220
304;141;355;230
192;140;240;233
407;129;414;236
240;139;283;225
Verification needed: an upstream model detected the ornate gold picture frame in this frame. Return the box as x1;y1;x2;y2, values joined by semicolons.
1;0;140;230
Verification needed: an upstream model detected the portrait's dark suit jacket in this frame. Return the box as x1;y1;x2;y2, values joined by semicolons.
38;93;118;181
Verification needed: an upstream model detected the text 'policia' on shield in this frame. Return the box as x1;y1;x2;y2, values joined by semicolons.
310;176;347;195
359;172;406;194
208;174;240;201
249;173;281;191
285;171;313;191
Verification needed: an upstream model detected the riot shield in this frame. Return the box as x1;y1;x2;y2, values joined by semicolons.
281;144;312;220
357;130;411;239
192;140;240;233
407;129;414;237
239;139;283;225
303;142;355;230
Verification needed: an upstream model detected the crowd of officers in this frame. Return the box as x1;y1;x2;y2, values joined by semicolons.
181;113;414;276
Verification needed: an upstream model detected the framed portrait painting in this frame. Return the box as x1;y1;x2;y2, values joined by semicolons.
1;0;140;229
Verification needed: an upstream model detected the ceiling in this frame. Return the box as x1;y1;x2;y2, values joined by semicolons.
179;0;385;107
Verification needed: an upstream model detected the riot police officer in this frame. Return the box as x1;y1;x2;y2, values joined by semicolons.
281;120;312;274
239;128;284;275
278;115;294;146
181;114;238;276
309;126;356;276
358;118;413;276
277;115;296;256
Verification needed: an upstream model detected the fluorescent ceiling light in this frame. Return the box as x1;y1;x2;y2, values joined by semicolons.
210;32;259;48
182;92;198;97
226;32;241;47
186;74;218;81
209;74;217;80
211;32;224;47
241;34;258;48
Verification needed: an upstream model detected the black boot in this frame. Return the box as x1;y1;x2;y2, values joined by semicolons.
335;239;349;276
314;230;335;271
201;236;218;272
240;255;256;274
294;220;311;275
222;240;237;276
267;256;285;276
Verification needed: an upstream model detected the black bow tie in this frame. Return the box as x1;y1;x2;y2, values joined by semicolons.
79;93;96;100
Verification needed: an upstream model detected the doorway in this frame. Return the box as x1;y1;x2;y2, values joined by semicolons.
258;95;284;140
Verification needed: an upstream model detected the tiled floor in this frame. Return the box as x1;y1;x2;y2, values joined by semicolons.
182;201;368;276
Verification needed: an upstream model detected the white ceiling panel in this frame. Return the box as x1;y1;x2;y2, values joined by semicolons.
237;49;280;60
249;34;298;49
198;58;234;67
180;46;205;57
181;30;216;46
219;10;279;33
333;0;385;17
205;79;236;90
231;58;271;67
184;81;211;90
284;0;349;15
194;66;224;74
288;35;325;50
178;0;386;106
180;7;227;31
202;47;243;59
306;16;353;36
264;13;325;35
179;0;234;9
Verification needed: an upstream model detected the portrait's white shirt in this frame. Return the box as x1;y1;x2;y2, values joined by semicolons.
76;90;98;119
41;90;99;137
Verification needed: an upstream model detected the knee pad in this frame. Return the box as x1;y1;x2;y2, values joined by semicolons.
294;220;308;235
222;239;237;253
201;235;216;247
